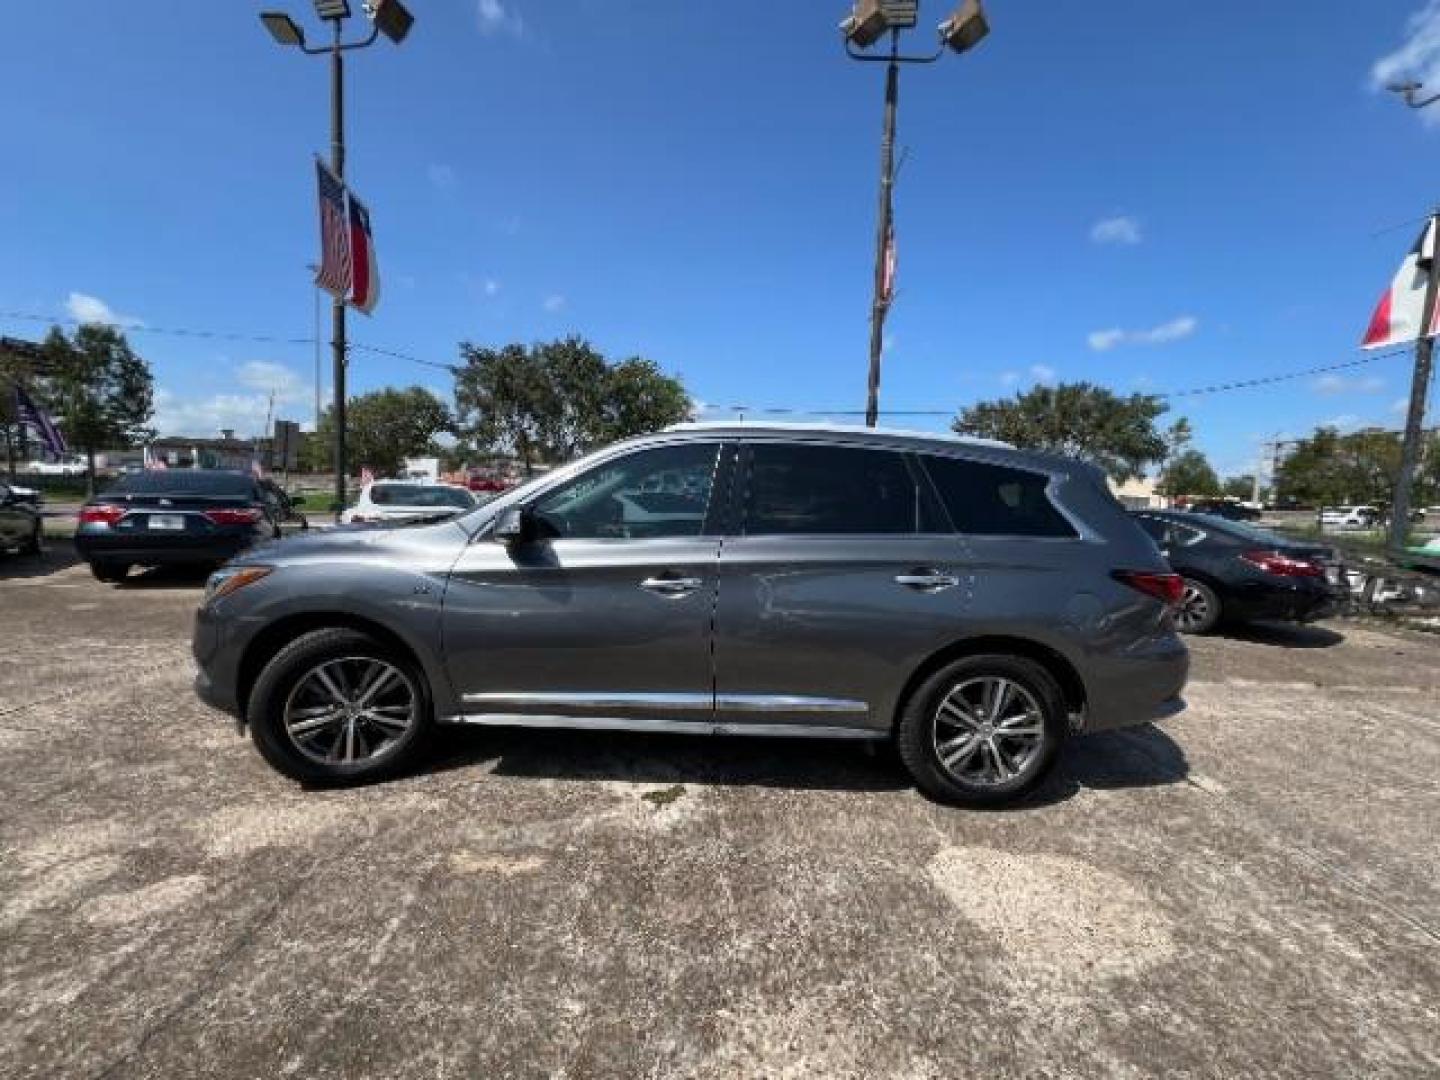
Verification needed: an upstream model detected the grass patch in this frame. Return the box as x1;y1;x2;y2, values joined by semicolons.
640;784;686;808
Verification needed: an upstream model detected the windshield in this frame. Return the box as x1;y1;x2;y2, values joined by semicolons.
370;484;474;509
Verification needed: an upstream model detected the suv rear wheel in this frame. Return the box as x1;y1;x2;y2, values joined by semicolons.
247;628;433;784
896;654;1066;806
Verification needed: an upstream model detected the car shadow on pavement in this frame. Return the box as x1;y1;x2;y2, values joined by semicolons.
0;545;83;579
425;721;1190;805
1218;621;1344;649
115;566;214;590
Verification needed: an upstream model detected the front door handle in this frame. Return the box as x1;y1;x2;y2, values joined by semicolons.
894;569;959;591
640;575;704;598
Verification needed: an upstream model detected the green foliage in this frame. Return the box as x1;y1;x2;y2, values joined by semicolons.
1159;449;1222;498
1223;475;1258;501
41;325;153;491
1273;426;1435;508
952;382;1167;483
454;336;691;472
312;386;453;478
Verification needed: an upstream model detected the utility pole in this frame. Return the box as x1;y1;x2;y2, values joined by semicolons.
1389;211;1440;551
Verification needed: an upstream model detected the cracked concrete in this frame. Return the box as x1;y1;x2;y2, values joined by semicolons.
1;551;1438;1078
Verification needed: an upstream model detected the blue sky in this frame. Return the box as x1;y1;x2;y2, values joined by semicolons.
4;1;1440;477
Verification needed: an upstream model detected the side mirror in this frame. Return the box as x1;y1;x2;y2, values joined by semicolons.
494;507;536;546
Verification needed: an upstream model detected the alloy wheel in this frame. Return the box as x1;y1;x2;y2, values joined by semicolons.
931;676;1045;787
282;656;418;766
1175;583;1211;632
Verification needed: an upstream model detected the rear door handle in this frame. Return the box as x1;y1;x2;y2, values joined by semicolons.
640;575;704;598
894;569;959;591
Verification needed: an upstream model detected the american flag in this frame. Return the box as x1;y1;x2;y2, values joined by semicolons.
14;384;67;460
880;220;896;309
314;160;351;299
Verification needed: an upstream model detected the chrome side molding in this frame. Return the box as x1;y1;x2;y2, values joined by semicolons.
439;713;887;740
460;691;869;716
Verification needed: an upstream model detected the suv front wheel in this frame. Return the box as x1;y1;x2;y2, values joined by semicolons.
896;654;1066;806
247;628;433;784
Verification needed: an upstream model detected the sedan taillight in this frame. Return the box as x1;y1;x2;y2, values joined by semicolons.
1112;570;1185;607
204;507;264;526
1238;550;1325;578
79;505;125;526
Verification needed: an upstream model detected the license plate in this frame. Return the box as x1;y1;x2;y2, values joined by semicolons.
149;514;185;531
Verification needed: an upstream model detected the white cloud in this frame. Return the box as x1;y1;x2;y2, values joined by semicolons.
1373;2;1440;123
998;370;1020;386
427;163;457;189
483;278;501;297
65;291;143;328
153;361;313;437
1312;373;1386;396
1090;215;1143;246
1088;316;1198;352
542;293;566;312
477;0;524;37
1029;363;1057;384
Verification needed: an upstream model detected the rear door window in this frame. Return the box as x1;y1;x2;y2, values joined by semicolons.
742;444;927;535
919;455;1077;538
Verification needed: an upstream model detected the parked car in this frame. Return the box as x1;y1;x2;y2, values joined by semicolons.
75;469;285;582
258;479;309;532
1132;510;1345;634
1187;499;1261;522
340;480;477;524
193;422;1189;806
0;481;42;555
23;456;86;477
1320;505;1379;530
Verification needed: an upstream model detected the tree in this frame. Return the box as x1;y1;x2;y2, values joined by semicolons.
44;325;154;494
952;382;1167;482
1160;449;1221;499
454;336;691;472
313;386;453;479
1223;475;1257;501
1275;426;1406;508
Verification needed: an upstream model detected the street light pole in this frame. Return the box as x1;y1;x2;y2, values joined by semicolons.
329;18;348;516
864;37;900;429
841;1;989;427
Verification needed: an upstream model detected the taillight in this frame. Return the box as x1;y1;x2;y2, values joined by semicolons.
79;504;125;526
204;507;264;526
1238;550;1324;578
1112;570;1185;607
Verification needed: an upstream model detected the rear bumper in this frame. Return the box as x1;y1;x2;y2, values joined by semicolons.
75;528;260;566
1224;578;1343;624
1078;631;1190;734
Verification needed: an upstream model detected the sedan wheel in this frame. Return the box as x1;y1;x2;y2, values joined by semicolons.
1174;578;1221;635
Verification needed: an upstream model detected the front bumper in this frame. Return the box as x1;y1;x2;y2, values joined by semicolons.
192;601;243;719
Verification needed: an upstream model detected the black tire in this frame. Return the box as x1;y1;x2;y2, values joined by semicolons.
20;524;41;556
89;561;130;583
896;654;1067;807
1175;577;1222;635
247;628;433;785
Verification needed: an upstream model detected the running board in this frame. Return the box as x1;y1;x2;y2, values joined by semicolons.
439;713;888;740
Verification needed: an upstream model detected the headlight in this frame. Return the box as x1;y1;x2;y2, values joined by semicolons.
204;565;273;604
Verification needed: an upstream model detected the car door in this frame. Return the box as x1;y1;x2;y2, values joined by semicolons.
442;440;727;726
712;440;970;734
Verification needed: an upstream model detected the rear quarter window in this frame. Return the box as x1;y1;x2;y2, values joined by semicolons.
920;455;1077;538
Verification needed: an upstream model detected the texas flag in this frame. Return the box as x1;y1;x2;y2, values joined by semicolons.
1362;217;1440;349
348;191;380;316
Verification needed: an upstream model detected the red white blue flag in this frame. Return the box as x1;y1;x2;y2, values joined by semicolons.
1362;216;1440;349
314;159;351;300
347;191;380;315
14;384;67;459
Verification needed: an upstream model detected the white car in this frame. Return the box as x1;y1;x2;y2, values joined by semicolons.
24;457;85;477
340;480;477;525
1320;505;1379;530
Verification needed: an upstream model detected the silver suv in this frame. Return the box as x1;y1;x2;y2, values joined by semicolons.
193;423;1188;806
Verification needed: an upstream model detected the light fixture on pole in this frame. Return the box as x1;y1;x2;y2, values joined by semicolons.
258;0;414;516
839;0;989;426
